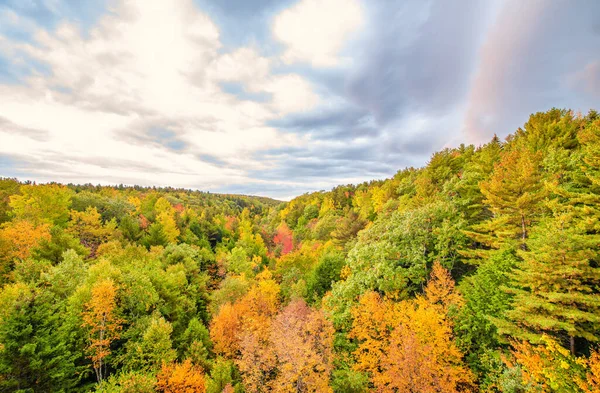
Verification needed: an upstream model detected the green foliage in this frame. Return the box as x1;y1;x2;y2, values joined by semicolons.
307;249;346;301
205;358;243;393
9;184;73;226
500;212;600;348
455;249;518;375
123;316;176;372
0;284;81;391
179;317;212;369
328;201;467;329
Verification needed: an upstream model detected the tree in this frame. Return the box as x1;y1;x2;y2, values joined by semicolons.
0;220;51;281
210;303;243;359
350;292;399;382
180;317;212;370
499;213;600;354
424;261;463;313
143;222;169;248
0;178;20;224
154;197;180;244
379;297;473;393
96;370;156;393
68;206;117;257
124;316;177;372
306;248;345;301
328;201;466;330
0;283;80;391
350;265;473;392
468;149;545;250
273;222;294;256
82;278;123;383
509;337;585;392
9;183;72;226
31;225;89;264
270;300;334;393
156;359;206;393
455;249;517;374
206;358;243;393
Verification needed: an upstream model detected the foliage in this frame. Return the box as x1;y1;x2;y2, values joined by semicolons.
0;109;599;392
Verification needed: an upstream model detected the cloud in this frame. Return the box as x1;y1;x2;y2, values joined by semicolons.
0;0;318;197
0;0;598;199
568;60;600;100
272;0;363;67
462;0;600;144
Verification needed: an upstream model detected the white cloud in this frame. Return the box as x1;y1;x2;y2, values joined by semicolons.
0;0;320;195
272;0;363;67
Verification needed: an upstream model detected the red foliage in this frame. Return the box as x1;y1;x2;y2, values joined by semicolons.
139;214;150;230
224;216;237;232
273;222;294;255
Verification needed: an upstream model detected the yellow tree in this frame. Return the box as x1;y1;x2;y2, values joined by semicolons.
510;337;584;392
0;220;50;280
351;265;472;392
234;273;280;392
9;184;72;226
68;207;117;257
380;297;473;393
156;359;206;393
154;197;180;244
424;261;463;313
82;278;123;383
350;291;399;384
210;270;280;361
210;303;243;359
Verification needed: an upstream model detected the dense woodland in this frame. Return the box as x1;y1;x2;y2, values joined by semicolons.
1;108;600;392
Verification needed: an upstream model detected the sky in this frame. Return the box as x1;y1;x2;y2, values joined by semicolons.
0;0;599;200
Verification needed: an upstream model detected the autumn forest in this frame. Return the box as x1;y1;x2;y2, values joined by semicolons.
2;108;600;392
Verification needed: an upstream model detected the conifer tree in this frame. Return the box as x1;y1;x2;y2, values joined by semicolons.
498;213;600;354
466;148;546;251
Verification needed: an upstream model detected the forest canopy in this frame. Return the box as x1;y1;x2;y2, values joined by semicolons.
1;108;600;392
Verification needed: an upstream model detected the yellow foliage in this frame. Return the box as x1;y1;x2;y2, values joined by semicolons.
82;278;123;383
156;359;206;393
0;220;50;261
578;348;600;393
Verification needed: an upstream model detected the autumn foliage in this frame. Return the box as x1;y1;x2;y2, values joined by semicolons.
156;359;206;393
82;278;124;383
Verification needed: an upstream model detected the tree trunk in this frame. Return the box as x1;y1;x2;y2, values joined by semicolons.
520;214;527;250
570;335;576;356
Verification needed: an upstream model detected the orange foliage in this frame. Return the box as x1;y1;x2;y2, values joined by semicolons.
82;279;123;383
270;299;334;393
0;219;51;262
578;348;600;393
350;291;399;379
380;298;473;393
156;359;206;393
237;326;276;393
350;265;472;392
210;272;280;360
210;303;243;359
425;261;463;312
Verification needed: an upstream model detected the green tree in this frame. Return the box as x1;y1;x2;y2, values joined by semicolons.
9;184;73;226
124;316;177;372
0;283;80;391
499;213;600;354
466;148;546;252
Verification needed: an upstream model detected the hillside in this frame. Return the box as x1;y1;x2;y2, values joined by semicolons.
1;108;600;392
